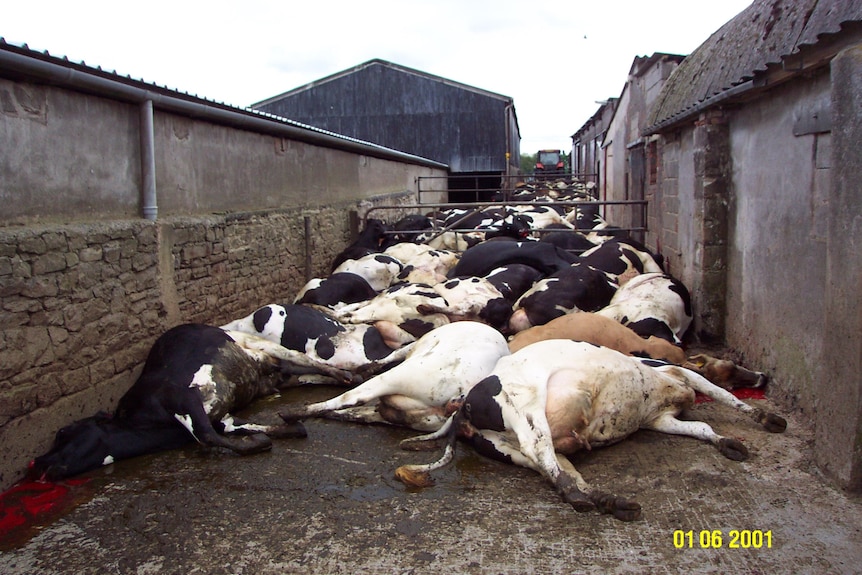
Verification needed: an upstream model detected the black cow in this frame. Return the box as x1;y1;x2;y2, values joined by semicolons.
29;324;312;481
386;214;434;246
330;218;390;271
539;225;597;253
448;241;578;279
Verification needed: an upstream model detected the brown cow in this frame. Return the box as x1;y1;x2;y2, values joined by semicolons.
507;312;686;364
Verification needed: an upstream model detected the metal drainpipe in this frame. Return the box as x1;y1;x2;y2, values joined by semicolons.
140;99;157;220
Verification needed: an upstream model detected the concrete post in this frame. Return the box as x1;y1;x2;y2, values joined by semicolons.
819;44;862;492
691;110;730;343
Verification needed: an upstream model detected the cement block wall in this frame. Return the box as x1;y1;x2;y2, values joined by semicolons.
724;72;832;419
0;70;446;489
1;77;441;224
645;53;862;491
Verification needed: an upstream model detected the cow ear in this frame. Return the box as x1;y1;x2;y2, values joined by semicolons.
687;353;708;368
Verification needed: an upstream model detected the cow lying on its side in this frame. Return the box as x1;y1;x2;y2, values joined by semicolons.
279;321;510;432
222;303;417;377
395;340;786;521
28;324;330;481
506;312;686;364
597;272;693;344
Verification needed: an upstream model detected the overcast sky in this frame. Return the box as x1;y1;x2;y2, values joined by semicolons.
5;0;752;155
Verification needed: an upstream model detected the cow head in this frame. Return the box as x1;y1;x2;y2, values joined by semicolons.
221;304;288;343
29;413;116;481
684;353;768;390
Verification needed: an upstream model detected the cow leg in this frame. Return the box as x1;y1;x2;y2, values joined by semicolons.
645;412;748;461
394;414;461;487
463;426;642;518
556;454;642;522
663;366;787;433
217;415;307;440
373;320;417;348
173;401;273;456
474;393;600;513
315;405;389;425
225;330;357;384
280;352;418;421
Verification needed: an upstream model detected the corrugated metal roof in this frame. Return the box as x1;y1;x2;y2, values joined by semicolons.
646;0;862;132
254;58;515;108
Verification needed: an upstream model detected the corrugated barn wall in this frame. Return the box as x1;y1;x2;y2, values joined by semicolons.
254;59;520;176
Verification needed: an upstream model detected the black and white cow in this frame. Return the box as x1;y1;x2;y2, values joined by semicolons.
597;272;693;344
511;205;573;231
580;238;664;284
222;304;416;375
507;263;619;333
483;213;533;241
417;276;513;331
28;324;319;481
279;321;510;432
383;243;460;285
395;339;787;521
331;253;406;292
482;264;546;304
334;283;452;339
293;272;378;309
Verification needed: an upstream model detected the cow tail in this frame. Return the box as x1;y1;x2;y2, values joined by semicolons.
394;409;463;488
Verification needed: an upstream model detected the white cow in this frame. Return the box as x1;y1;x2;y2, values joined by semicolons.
279;321;510;432
396;339;786;521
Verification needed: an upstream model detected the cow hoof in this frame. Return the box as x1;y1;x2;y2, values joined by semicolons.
269;422;308;439
237;433;273;455
278;408;309;422
560;489;596;513
394;466;434;488
591;491;642;521
761;412;787;433
609;499;642;522
718;437;748;461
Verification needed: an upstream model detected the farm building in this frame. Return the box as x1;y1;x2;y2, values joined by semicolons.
253;59;521;201
570;96;616;187
578;0;862;491
591;53;685;235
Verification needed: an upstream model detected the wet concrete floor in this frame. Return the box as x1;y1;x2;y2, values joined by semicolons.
1;384;861;575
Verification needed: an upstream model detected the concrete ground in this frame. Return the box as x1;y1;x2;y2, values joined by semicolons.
1;383;861;575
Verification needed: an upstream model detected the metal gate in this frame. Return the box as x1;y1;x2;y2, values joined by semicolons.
364;173;647;253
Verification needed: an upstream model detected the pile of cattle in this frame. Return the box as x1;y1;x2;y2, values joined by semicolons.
28;181;787;522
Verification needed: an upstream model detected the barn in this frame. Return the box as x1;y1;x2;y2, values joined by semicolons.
252;59;521;201
578;0;862;491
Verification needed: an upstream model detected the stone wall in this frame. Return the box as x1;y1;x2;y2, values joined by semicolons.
0;193;412;488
